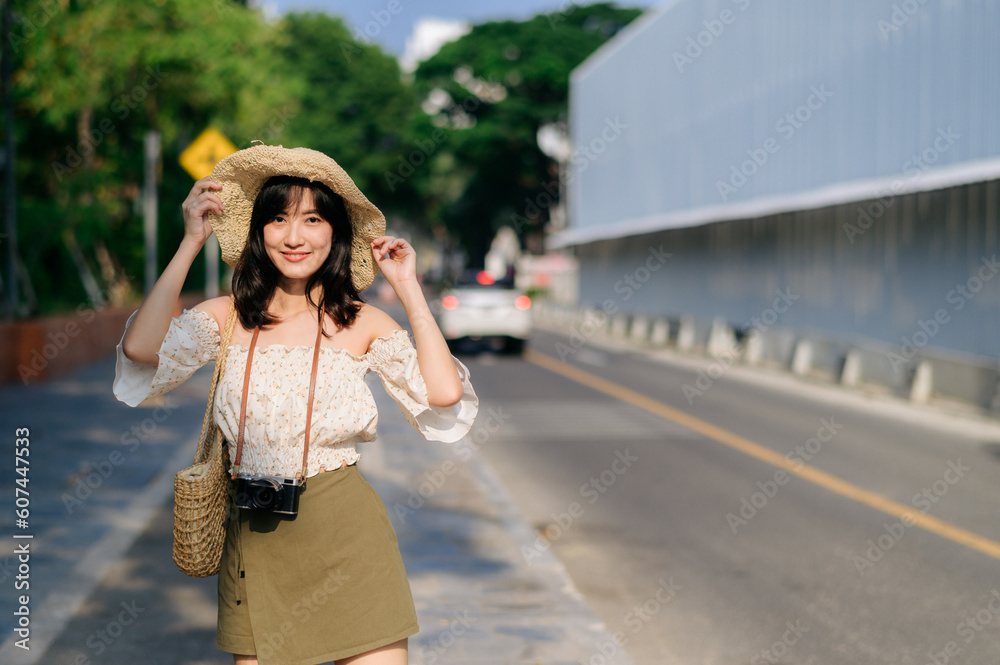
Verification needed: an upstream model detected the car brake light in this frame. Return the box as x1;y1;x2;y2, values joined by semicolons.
515;295;531;310
442;295;459;310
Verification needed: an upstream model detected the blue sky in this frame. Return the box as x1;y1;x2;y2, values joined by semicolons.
265;0;659;56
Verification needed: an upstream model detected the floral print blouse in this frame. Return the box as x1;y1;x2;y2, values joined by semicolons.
112;306;479;479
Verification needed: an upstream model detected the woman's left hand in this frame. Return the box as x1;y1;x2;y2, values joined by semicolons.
371;235;417;288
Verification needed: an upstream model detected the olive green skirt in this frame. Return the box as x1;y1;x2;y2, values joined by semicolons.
217;464;419;665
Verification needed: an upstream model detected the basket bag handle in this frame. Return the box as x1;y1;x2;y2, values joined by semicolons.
196;295;239;463
172;294;239;578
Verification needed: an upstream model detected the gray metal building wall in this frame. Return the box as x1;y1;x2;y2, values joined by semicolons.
575;179;1000;358
557;0;1000;359
561;0;1000;241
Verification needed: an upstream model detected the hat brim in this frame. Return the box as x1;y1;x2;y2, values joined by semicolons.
210;145;386;292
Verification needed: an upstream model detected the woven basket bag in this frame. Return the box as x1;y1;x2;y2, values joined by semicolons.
172;296;238;577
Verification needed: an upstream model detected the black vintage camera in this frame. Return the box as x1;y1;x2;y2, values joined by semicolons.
234;475;302;516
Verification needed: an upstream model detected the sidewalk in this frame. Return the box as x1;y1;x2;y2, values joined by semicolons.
0;348;633;664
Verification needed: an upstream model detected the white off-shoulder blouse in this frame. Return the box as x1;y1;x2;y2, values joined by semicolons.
112;307;479;479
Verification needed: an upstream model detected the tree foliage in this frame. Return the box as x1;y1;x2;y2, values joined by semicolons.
10;0;295;313
276;13;415;209
2;2;643;315
410;3;642;265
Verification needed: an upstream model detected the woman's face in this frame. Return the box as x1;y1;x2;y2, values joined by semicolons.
262;187;333;282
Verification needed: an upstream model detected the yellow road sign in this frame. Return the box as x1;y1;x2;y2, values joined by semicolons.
179;127;238;180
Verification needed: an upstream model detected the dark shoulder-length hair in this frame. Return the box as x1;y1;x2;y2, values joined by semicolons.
231;175;363;336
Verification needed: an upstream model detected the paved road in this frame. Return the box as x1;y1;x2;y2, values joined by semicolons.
4;310;1000;665
0;317;633;665
464;325;1000;665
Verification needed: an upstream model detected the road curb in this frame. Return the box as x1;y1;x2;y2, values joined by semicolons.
459;437;637;664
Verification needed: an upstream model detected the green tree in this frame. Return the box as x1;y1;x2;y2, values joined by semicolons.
276;12;416;213
9;0;296;313
3;2;643;316
411;3;643;267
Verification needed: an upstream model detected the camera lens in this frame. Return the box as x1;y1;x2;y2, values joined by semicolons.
249;478;283;510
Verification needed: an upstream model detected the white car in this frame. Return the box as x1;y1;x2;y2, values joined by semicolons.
434;271;532;353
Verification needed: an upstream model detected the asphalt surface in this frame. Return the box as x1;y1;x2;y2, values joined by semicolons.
469;325;1000;665
3;312;1000;665
0;317;632;665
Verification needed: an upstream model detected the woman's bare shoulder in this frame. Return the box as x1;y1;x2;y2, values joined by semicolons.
193;296;232;336
354;302;403;343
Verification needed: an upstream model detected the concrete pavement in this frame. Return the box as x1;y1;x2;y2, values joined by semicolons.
0;346;632;664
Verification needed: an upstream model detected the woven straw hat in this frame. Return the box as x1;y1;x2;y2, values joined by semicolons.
210;144;385;291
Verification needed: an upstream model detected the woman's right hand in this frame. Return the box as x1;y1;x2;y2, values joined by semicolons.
181;177;225;246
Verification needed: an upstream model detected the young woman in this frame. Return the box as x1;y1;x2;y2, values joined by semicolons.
113;145;478;665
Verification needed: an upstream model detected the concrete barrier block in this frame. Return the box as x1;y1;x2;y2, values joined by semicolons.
915;352;1000;410
610;313;630;338
676;315;696;351
791;340;813;376
650;318;670;346
743;333;764;365
755;329;798;368
707;317;737;357
801;337;850;380
835;344;908;394
910;361;933;404
841;349;862;387
630;314;650;342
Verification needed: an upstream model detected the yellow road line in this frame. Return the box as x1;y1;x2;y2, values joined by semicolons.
524;348;1000;561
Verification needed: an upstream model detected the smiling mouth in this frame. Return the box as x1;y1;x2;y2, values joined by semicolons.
282;252;310;259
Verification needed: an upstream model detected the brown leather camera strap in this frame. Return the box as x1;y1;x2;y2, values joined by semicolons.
232;316;325;482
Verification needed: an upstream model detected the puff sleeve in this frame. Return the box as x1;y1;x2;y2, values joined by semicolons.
112;307;220;407
368;329;478;442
